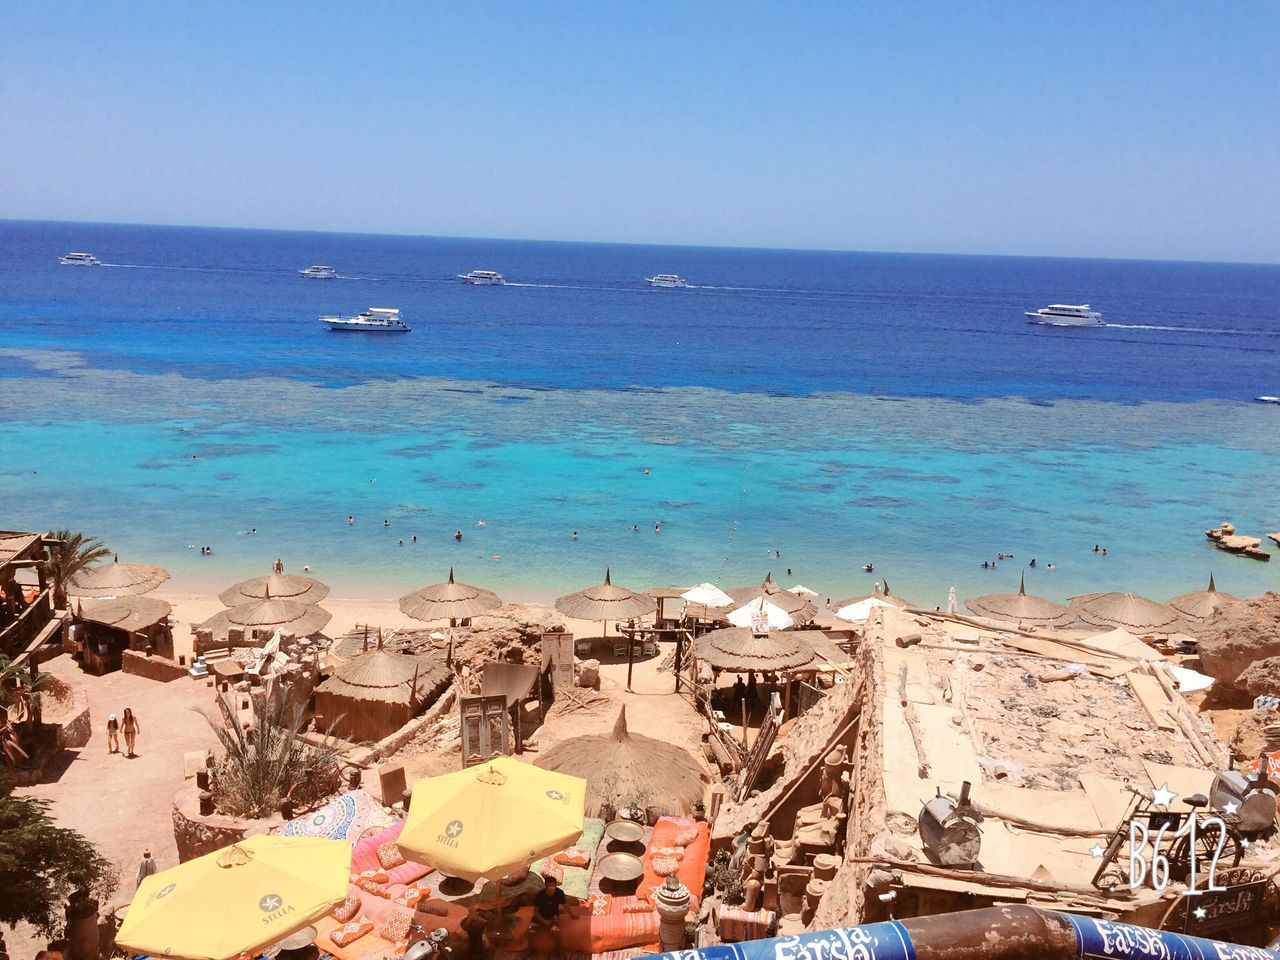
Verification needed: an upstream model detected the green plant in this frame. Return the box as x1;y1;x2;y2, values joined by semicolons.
44;529;111;608
0;773;113;936
200;691;342;819
707;848;744;905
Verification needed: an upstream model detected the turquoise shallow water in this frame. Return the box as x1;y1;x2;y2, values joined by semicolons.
2;347;1278;605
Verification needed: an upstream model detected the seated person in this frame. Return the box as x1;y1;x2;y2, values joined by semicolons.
531;875;576;938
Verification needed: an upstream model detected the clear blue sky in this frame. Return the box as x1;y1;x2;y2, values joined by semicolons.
2;2;1277;261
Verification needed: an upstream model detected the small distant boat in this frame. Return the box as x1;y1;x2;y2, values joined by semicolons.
321;307;410;332
299;265;337;279
1256;396;1280;405
646;274;689;288
458;270;505;285
1025;304;1105;327
59;252;100;266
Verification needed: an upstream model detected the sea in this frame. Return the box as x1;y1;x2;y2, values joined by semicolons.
1;219;1278;607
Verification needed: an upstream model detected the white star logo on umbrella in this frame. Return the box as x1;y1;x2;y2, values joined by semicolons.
1150;783;1177;809
445;820;464;838
259;894;283;912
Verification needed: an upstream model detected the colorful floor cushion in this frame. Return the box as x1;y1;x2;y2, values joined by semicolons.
276;791;373;841
638;817;710;909
353;821;431;886
532;817;606;902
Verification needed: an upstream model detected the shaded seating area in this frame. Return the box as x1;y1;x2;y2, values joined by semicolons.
72;596;174;674
313;646;451;744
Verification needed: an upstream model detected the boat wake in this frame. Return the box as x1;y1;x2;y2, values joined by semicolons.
1106;323;1276;337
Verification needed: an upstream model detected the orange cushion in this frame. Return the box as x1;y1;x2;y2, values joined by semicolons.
420;899;451;917
673;827;699;847
354;869;390;883
586;893;612;916
332;895;360;923
539;860;565;883
392;884;427;909
652;856;679;877
329;917;373;948
554;847;592;867
377;841;407;870
353;876;390;897
652;846;684;861
380;910;412;943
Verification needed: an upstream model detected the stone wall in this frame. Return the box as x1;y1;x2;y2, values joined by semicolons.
54;684;92;749
348;682;458;767
122;649;189;683
172;781;281;862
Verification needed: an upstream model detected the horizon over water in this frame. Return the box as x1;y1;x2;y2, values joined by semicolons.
2;219;1279;608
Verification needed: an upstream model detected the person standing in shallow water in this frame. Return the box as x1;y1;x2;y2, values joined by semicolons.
121;707;140;757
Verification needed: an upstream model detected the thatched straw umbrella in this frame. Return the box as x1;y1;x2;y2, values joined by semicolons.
534;706;706;817
199;591;332;639
964;573;1075;627
68;554;169;598
691;626;817;673
77;596;172;632
554;568;655;628
725;573;815;620
832;578;912;611
219;571;330;607
399;568;502;626
314;646;450;742
1167;574;1243;621
1069;592;1181;632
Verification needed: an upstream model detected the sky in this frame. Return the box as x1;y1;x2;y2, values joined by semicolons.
1;2;1278;262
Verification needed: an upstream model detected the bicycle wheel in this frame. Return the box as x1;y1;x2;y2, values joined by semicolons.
1167;821;1242;882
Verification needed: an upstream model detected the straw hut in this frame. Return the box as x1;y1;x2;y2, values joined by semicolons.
534;706;707;817
74;596;173;673
725;573;815;619
555;568;655;630
198;593;331;641
68;555;169;598
1069;592;1181;632
1167;574;1243;621
692;626;821;673
964;573;1075;627
399;568;502;625
313;647;451;743
219;571;330;606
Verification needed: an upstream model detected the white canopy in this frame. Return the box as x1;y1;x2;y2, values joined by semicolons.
834;596;895;624
727;597;794;630
788;584;820;598
682;582;734;607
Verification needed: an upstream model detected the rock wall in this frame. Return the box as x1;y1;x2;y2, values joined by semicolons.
122;649;188;683
171;782;281;862
348;682;458;767
1197;592;1280;688
454;605;566;671
55;686;92;749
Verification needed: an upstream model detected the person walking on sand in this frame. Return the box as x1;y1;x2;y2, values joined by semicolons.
136;850;158;887
273;558;284;574
121;707;140;757
106;713;120;754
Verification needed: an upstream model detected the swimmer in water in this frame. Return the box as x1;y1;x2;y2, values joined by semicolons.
477;519;487;526
572;531;578;541
383;519;390;527
348;516;354;525
654;523;661;533
399;539;404;546
490;554;502;561
411;534;417;542
455;530;463;541
303;565;311;572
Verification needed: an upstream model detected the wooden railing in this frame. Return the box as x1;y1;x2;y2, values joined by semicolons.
0;589;55;658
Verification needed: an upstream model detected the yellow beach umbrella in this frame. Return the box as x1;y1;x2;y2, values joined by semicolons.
397;755;585;883
116;835;351;960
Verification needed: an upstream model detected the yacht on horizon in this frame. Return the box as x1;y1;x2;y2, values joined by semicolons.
646;274;689;288
299;265;338;279
458;269;505;285
1025;304;1105;327
59;252;101;266
321;307;410;332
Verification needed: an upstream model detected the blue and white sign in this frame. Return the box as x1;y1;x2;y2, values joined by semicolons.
1058;912;1280;960
647;920;917;960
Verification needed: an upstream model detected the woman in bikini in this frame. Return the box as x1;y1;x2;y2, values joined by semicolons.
106;714;120;754
121;708;140;758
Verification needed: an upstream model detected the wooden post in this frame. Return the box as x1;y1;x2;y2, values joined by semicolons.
624;621;635;692
674;634;684;693
741;697;749;749
782;672;792;720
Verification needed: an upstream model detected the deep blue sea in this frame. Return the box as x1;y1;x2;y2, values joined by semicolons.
2;219;1278;605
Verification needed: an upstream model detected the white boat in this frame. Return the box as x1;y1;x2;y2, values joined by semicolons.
1256;396;1280;405
646;274;689;288
59;252;100;266
321;307;410;332
299;265;337;279
1025;304;1105;327
458;270;505;285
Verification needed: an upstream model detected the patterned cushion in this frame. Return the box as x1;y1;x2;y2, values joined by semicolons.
587;893;612;916
420;899;450;917
651;856;679;877
554;847;592;867
332;895;360;923
380;909;413;943
377;840;407;870
502;866;530;885
673;827;699;847
329;917;373;948
393;884;427;909
353;876;390;897
539;859;564;883
622;897;654;914
652;846;684;861
354;869;390;883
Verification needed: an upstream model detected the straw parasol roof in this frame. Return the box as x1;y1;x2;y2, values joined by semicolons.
964;573;1075;627
316;648;450;705
399;568;502;622
534;706;707;817
833;578;912;611
68;555;169;598
554;568;655;622
1167;574;1243;621
199;592;332;637
77;596;172;632
1069;591;1181;632
220;571;330;607
692;625;816;672
725;573;815;618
